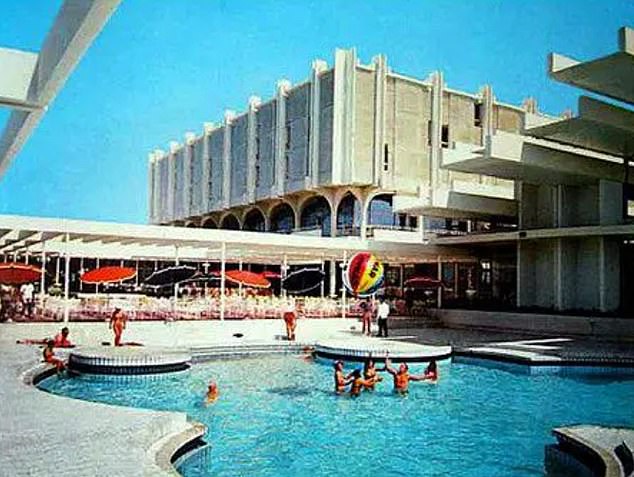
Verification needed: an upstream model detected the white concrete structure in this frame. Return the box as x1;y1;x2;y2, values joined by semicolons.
149;49;552;242
437;26;634;314
0;0;121;177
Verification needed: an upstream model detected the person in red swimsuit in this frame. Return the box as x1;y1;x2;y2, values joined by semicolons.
43;340;65;373
110;308;127;346
53;327;74;348
283;301;297;341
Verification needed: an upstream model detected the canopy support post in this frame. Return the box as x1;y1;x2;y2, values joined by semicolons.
173;246;180;312
341;251;347;319
282;254;288;298
95;257;100;295
320;256;325;298
63;233;70;324
238;260;243;297
79;257;84;292
437;255;443;309
40;245;46;309
220;242;226;321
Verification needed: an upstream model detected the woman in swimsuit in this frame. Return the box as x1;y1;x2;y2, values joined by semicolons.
423;360;439;383
333;360;354;394
283;300;297;341
110;308;127;347
205;381;219;405
349;369;374;398
362;359;383;391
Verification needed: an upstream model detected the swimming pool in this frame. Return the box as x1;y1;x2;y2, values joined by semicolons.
39;356;634;476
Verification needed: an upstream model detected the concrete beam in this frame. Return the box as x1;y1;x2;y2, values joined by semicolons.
0;0;121;178
0;48;41;111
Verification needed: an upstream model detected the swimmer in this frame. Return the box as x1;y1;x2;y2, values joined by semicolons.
53;327;74;348
423;359;439;383
349;369;374;398
333;360;354;394
384;359;428;394
362;359;383;391
205;381;219;405
43;339;65;373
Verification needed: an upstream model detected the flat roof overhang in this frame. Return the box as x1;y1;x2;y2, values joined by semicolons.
526;96;634;157
548;27;634;105
0;215;472;264
431;223;634;246
442;131;632;186
396;192;517;220
0;1;121;177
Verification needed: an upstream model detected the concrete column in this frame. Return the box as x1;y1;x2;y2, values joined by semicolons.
372;54;387;187
95;257;100;295
332;48;357;185
360;194;369;240
320;257;325;298
309;60;327;187
173;246;180;306
183;132;196;217
329;260;337;297
599;180;624;225
167;142;179;222
147;153;156;223
201;123;214;215
79;257;84;292
220;242;226;321
55;255;60;284
429;71;444;195
274;80;291;196
222;111;235;209
246;96;261;204
599;237;620;312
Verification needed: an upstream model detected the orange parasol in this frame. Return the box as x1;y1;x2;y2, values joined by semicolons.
81;266;136;284
0;263;42;285
225;270;271;288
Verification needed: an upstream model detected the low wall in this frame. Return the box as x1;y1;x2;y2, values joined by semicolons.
430;309;634;339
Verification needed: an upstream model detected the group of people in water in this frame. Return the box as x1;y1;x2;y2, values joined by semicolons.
335;357;438;397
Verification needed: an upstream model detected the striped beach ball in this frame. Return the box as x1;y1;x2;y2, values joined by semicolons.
343;252;384;297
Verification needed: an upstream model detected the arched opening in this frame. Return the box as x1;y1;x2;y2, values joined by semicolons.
220;214;240;230
367;194;418;231
336;192;361;236
201;218;217;229
185;222;198;228
243;208;266;232
300;196;331;236
269;203;295;233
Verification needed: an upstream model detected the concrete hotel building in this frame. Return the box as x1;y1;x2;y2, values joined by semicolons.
148;31;634;316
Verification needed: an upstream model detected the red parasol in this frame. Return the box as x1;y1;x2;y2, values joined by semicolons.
81;266;136;284
0;263;42;285
225;270;271;289
404;276;443;288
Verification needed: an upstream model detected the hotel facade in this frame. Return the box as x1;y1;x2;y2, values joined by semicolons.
148;31;634;316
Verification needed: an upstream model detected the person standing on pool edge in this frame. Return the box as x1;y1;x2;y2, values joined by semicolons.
376;297;390;337
110;308;127;346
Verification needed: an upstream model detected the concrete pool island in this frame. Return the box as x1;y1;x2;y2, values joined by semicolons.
0;1;632;476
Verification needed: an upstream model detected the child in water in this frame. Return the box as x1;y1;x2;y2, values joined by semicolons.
205;381;219;405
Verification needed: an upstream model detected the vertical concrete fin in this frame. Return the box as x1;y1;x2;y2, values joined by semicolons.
222;110;236;209
332;48;356;185
429;71;444;197
274;80;291;196
309;60;327;188
246;96;261;203
372;54;387;187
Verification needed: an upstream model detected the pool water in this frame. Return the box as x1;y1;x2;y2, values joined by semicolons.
39;356;634;477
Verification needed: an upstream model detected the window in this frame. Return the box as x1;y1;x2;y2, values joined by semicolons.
255;136;261;188
285;124;291;150
441;125;450;148
427;120;432;146
383;144;389;172
474;103;482;127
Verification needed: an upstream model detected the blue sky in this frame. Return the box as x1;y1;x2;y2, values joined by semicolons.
0;0;632;223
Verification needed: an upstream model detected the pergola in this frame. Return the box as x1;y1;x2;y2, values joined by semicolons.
0;214;472;321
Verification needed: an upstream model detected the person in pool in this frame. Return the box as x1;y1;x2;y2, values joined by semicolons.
333;360;354;394
423;360;439;383
363;359;384;391
43;339;65;373
205;381;219;405
384;359;430;394
349;369;375;398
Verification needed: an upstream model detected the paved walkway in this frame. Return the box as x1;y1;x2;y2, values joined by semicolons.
2;318;634;476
